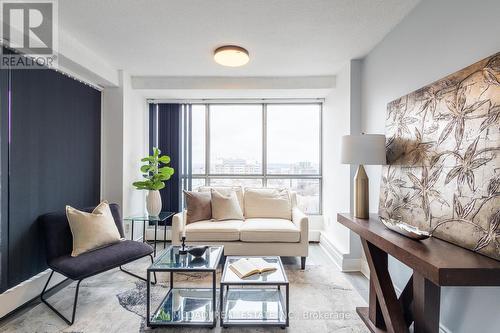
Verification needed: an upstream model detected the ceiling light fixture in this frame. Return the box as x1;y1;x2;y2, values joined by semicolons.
214;45;249;67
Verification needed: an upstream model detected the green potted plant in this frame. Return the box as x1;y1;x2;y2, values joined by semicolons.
133;147;175;216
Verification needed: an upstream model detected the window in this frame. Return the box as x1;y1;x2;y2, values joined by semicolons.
191;105;206;174
267;105;320;175
187;103;322;214
210;105;262;174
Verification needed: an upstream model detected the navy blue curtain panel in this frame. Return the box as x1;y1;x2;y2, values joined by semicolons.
153;104;182;213
0;61;101;291
0;60;9;292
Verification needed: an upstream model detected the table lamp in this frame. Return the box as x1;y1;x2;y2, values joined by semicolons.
341;134;386;219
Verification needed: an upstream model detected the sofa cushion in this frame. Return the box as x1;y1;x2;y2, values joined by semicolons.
185;220;243;241
49;240;153;280
199;186;244;212
244;188;292;220
240;218;300;243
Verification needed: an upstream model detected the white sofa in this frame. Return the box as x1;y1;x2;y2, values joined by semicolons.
172;187;309;269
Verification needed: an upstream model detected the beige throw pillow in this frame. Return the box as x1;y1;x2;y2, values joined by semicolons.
210;189;244;221
66;201;122;257
199;186;244;213
244;188;292;220
184;190;212;224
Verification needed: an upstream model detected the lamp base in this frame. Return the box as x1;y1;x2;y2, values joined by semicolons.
354;165;369;219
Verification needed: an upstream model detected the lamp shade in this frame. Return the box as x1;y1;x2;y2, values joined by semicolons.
341;134;386;165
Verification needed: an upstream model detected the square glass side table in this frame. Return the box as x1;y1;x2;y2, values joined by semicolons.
123;212;175;256
220;256;289;329
146;245;224;328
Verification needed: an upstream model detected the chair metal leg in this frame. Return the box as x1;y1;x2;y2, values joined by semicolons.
40;270;81;325
119;254;157;284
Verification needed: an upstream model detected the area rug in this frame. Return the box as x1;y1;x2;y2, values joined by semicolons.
0;256;368;333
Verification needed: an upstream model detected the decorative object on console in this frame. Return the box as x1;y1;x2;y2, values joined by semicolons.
341;134;387;218
379;52;500;261
133;147;175;216
379;216;431;240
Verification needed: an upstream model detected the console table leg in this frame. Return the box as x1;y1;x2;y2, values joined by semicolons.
361;239;408;333
413;271;440;333
369;278;385;328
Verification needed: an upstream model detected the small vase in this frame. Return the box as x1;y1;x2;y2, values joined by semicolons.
146;190;162;217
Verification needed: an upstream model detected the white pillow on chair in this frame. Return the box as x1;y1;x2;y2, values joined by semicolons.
66;201;122;257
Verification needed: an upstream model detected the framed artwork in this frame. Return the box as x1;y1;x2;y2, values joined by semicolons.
379;52;500;261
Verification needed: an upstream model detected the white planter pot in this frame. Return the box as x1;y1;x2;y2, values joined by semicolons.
146;190;162;217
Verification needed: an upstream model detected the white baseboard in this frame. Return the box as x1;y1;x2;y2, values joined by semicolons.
319;232;343;270
360;258;370;278
0;269;66;319
319;232;362;271
308;229;321;242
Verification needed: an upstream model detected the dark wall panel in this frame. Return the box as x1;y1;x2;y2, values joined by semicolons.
0;64;9;292
7;69;101;287
157;104;181;213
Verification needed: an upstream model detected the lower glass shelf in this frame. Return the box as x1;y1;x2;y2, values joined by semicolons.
222;288;286;325
150;288;218;326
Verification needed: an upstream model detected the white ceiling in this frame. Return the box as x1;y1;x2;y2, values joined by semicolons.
59;0;419;77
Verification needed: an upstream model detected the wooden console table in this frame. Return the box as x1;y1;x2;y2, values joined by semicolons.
338;213;500;333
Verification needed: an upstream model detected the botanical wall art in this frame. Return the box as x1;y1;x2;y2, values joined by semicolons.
379;52;500;261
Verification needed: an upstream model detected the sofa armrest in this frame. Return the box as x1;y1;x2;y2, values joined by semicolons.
171;211;185;245
292;207;309;243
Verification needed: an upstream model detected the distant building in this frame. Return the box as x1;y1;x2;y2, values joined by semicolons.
213;158;260;174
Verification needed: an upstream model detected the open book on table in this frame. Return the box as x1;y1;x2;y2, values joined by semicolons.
229;258;277;279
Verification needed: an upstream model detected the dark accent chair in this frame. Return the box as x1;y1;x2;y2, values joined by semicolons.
39;203;156;325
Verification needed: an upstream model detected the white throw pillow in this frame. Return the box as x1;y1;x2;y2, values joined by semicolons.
210;189;244;221
199;186;244;212
66;201;122;257
244;188;292;220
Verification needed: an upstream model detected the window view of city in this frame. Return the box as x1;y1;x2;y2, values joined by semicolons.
187;103;322;214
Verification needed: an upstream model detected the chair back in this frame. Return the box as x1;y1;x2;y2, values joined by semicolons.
39;203;124;262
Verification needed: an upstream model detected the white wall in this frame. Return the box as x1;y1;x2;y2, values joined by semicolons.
322;60;364;270
101;75;124;207
102;71;149;238
361;0;500;332
122;73;148;218
323;63;351;253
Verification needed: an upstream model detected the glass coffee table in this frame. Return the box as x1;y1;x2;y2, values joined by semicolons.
220;256;289;329
146;245;223;328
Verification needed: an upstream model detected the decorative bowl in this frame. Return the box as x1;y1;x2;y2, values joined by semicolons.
379;217;431;240
187;246;209;257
